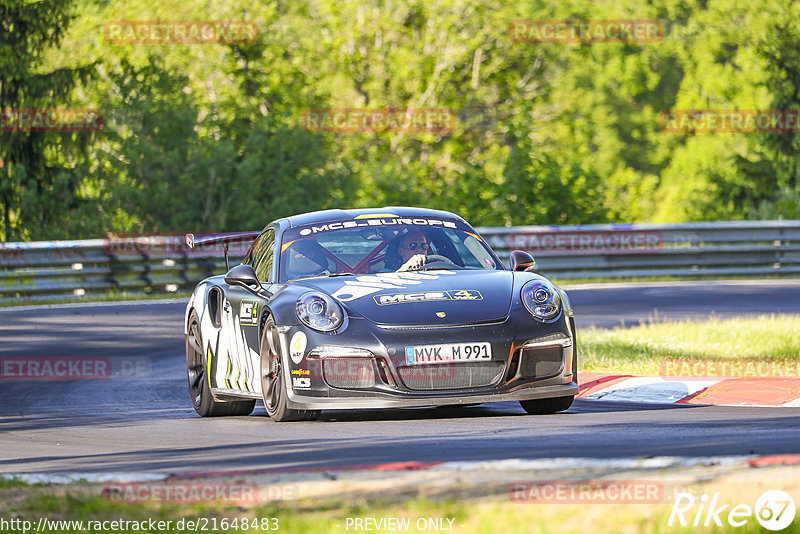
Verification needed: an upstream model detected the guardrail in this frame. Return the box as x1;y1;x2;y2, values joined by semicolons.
0;234;249;303
479;220;800;279
1;221;798;304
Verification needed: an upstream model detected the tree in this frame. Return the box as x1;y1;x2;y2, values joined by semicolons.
0;0;97;240
745;1;800;218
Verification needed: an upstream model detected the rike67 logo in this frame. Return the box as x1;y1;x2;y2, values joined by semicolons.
669;490;796;531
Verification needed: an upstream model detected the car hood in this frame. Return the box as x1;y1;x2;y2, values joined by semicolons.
294;270;514;325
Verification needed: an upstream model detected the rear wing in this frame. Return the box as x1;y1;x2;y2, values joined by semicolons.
185;231;260;270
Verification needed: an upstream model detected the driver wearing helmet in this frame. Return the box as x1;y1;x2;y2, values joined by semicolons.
286;239;331;279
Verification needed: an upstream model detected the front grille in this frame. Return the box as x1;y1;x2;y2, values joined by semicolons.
397;362;504;391
322;358;376;389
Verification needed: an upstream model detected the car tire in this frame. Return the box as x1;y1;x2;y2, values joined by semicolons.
186;311;256;417
260;317;321;422
519;395;574;415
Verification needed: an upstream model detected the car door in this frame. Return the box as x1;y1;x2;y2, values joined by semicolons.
218;228;276;395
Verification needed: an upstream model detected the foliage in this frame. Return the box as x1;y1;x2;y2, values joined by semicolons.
0;0;97;240
4;0;800;240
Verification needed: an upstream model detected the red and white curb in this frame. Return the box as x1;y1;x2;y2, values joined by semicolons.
579;373;800;407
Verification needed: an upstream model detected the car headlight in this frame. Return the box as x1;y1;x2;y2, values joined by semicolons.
521;280;562;321
296;292;345;332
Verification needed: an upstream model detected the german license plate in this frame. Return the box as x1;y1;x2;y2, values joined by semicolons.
404;342;492;365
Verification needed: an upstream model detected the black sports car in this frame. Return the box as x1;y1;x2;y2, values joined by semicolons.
184;207;578;421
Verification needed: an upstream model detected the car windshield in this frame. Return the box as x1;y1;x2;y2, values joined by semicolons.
278;216;501;282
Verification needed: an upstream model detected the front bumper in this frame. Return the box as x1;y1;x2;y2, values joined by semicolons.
279;309;578;411
285;382;578;410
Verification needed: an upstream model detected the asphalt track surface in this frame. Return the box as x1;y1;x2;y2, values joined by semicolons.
1;280;799;476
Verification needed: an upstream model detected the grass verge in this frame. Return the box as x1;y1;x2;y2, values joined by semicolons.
1;479;798;533
580;314;800;376
0;484;800;534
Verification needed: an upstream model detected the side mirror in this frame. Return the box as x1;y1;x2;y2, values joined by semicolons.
224;264;261;290
510;250;536;272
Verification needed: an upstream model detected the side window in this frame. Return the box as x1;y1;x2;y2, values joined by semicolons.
253;229;275;281
242;240;257;267
444;231;494;269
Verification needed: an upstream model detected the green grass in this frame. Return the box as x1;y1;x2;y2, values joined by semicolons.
0;477;33;489
580;314;800;376
3;482;798;534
